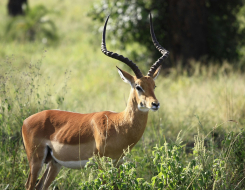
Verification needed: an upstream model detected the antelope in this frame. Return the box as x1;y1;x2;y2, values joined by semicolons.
22;13;169;190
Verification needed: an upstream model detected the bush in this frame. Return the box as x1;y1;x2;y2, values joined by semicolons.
5;5;58;44
88;0;245;65
77;130;245;189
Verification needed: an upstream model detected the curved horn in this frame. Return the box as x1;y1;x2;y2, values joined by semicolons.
101;15;143;79
147;13;169;77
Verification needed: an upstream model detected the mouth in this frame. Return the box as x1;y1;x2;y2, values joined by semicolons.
138;104;160;112
150;107;159;112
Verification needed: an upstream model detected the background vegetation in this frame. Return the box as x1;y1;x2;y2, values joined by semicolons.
88;0;245;66
0;0;245;189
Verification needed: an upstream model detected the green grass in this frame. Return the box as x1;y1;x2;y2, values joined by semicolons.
0;0;245;189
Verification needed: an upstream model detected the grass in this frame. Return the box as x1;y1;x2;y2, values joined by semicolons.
0;0;245;189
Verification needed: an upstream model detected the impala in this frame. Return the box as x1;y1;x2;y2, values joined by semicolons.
22;13;169;190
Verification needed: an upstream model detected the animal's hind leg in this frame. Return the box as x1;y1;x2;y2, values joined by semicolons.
36;159;61;190
26;146;48;190
35;164;49;190
25;172;31;189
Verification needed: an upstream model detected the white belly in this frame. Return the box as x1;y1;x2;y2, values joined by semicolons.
51;150;89;169
45;140;95;169
45;140;122;169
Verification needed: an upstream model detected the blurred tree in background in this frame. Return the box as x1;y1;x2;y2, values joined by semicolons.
88;0;245;68
7;0;28;16
5;1;58;44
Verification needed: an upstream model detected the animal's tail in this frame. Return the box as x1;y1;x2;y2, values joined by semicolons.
21;124;25;150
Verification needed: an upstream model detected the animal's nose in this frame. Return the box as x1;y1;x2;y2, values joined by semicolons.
152;102;160;107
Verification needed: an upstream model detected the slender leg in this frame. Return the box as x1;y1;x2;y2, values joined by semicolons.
26;146;48;190
25;172;31;189
27;160;45;190
35;163;50;190
36;159;61;190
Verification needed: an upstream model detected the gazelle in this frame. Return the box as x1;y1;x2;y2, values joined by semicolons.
22;13;169;190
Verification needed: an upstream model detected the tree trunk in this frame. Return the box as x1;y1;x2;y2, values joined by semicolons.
168;0;207;64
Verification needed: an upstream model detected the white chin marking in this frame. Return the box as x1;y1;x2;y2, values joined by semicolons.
51;151;89;169
138;106;150;112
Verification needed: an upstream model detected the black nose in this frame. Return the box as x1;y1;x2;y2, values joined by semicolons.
152;102;160;107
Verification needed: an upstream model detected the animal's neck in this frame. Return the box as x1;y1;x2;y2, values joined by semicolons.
122;88;149;136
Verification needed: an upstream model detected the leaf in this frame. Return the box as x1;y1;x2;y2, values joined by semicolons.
151;176;157;186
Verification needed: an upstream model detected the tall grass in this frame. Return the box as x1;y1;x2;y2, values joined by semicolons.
0;52;70;189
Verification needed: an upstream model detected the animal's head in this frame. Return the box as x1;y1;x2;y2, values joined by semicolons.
101;13;169;112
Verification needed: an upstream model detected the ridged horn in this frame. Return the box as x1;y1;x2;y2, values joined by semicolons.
101;15;143;79
147;13;169;77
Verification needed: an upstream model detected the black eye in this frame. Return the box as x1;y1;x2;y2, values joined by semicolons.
154;86;157;89
136;86;143;91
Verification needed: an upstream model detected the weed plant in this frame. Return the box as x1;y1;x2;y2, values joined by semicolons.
0;53;69;189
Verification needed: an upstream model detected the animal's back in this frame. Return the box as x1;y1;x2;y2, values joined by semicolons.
22;110;95;144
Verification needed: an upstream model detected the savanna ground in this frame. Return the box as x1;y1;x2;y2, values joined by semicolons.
0;0;245;189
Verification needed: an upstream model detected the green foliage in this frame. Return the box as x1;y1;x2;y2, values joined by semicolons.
88;0;245;65
1;53;54;131
0;53;68;189
206;0;245;62
5;5;58;44
88;0;158;65
80;151;152;189
222;129;245;187
74;130;245;189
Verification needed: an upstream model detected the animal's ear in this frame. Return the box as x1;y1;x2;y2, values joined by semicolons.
117;66;135;87
152;65;162;81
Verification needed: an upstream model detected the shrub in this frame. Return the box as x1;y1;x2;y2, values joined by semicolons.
5;5;58;44
77;130;245;189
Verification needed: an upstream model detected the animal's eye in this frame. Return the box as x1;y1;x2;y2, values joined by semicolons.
136;86;143;92
154;86;157;89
